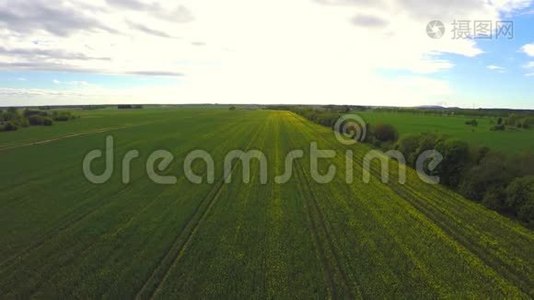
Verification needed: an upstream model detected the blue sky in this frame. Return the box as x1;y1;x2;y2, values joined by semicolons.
0;71;179;90
0;0;532;108
435;12;534;108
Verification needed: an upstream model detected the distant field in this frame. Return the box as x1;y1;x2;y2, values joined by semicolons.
0;108;533;298
357;111;534;154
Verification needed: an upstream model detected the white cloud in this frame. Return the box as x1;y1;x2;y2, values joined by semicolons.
521;43;534;56
52;79;92;87
0;0;531;106
521;61;534;77
487;64;505;72
523;61;534;68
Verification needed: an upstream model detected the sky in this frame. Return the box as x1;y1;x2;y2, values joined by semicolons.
0;0;533;108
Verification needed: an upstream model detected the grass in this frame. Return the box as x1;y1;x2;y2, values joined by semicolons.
0;107;532;298
357;110;534;154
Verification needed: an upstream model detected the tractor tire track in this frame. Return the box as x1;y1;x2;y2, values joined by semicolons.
135;123;267;300
336;134;532;296
133;175;229;299
0;120;241;276
0;181;148;276
289;112;449;296
389;183;533;296
284;126;356;299
26;184;175;297
0;126;131;152
297;106;534;296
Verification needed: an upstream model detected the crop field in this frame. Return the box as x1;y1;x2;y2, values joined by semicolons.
357;111;534;154
0;108;533;298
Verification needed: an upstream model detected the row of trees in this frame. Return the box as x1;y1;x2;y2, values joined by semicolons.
505;114;534;129
0;108;77;132
465;115;534;131
117;105;143;109
396;133;534;225
289;107;534;227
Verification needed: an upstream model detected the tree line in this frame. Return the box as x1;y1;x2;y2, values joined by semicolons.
279;106;534;228
0;108;77;132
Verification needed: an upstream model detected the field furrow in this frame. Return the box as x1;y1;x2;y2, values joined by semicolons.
0;108;532;298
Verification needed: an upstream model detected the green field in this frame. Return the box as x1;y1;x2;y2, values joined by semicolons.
357;111;534;154
0;108;533;298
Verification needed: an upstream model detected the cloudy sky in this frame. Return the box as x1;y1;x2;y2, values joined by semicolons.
0;0;533;108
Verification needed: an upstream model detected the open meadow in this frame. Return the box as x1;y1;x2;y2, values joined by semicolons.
0;107;533;298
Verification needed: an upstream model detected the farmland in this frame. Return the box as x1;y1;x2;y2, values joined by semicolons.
0;107;533;298
357;110;534;154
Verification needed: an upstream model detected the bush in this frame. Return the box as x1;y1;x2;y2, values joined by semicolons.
518;200;534;224
482;187;506;211
28;115;53;126
372;123;398;143
504;114;534;129
2;110;18;122
465;119;478;127
53;115;70;121
435;139;470;187
23;109;47;118
52;111;74;121
505;176;534;214
2;121;18;131
507;153;534;179
490;124;505;131
118;105;143;109
396;134;420;166
474;146;490;165
459;152;511;201
524;117;534;129
2;109;77;133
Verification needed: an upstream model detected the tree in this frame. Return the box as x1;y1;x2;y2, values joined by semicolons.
490;123;505;131
435;139;470;187
505;176;534;215
28;115;53;126
482;186;506;211
518;200;534;225
52;111;74;121
2;121;18;131
459;152;511;201
372;123;398;143
396;134;420;166
508;152;534;178
474;146;490;165
23;109;46;118
3;109;18;121
465;119;478;127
